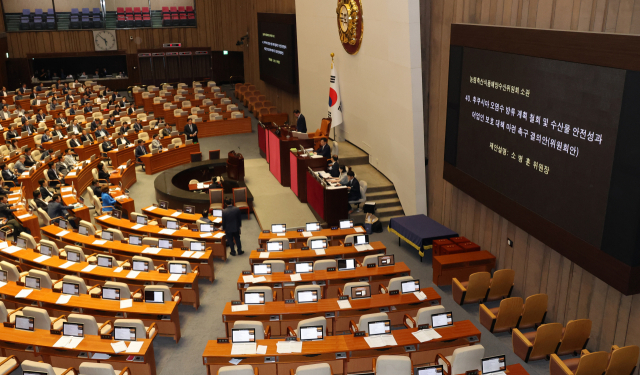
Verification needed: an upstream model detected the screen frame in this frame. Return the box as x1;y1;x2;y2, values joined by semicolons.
62;321;84;337
231;328;256;343
295;261;313;273
257;12;299;94
378;255;395;267
244;291;266;305
102;286;121;300
299;325;324;341
367;319;391;336
481;355;507;375
296;290;318;304
15;315;35;331
415;365;444;375
113;326;136;341
431;311;454;329
252;263;272;275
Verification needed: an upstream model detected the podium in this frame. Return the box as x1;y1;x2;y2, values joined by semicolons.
306;171;348;226
266;127;314;187
290;150;327;202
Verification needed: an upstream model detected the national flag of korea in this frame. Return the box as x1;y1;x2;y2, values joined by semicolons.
328;65;343;128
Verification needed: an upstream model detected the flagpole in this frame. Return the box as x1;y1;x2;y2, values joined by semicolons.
331;53;335;142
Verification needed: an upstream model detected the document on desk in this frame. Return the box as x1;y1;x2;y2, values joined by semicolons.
111;341;128;354
364;334;397;348
276;233;286;237
354;227;365;233
142;247;161;254
17;213;32;219
15;289;33;298
242;275;254;283
231;304;249;312
146;206;157;211
126;271;140;279
252;276;266;283
98;215;112;221
414;291;427;301
61;187;73;192
213;217;222;223
276;340;302;353
159;228;176;235
92;240;108;245
57;230;70;237
56;294;72;305
191;252;204;259
257;345;268;355
126;341;144;353
214;232;225;238
33;255;50;263
168;274;182;282
0;241;7;249
66;337;84;349
182;251;194;257
132;224;144;230
196;183;205;189
114;267;123;273
59;261;75;269
0;282;6;289
337;300;352;309
355;244;373;252
231;343;257;355
302;231;312;237
53;336;72;348
82;265;97;272
412;329;442;342
290;274;302;281
120;299;133;309
315;249;326;255
259;252;269;258
200;233;212;238
170;212;181;217
229;358;243;365
2;246;22;254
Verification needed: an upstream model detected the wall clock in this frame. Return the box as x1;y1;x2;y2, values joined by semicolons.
336;0;364;55
93;30;118;51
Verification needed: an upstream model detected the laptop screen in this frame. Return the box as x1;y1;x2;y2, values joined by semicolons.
244;292;265;304
401;280;420;294
62;282;80;296
271;224;286;233
354;235;369;245
482;356;507;375
339;220;353;229
253;263;271;275
166;220;179;230
136;216;148;225
297;290;318;303
231;328;255;343
310;239;327;250
25;275;40;289
132;260;149;272
67;250;80;262
158;200;168;209
114;326;136;341
169;263;187;274
211;209;223;217
97;255;112;268
158;239;172;249
267;242;283;252
129;235;142;245
295;262;313;273
58;219;68;229
200;223;214;232
16;237;27;249
145;290;164;303
23;371;48;375
378;255;395;267
0;270;6;283
15;315;34;331
111;209;122;219
415;365;444;375
306;222;320;231
368;320;391;336
337;259;355;271
351;285;371;299
299;326;324;341
40;244;52;256
78;226;88;235
101;231;114;241
102;287;120;300
63;322;84;337
184;205;195;214
431;312;453;328
190;241;205;251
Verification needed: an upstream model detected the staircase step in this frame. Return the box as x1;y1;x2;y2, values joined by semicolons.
379;214;405;224
376;206;405;217
365;198;400;209
367;184;395;193
367;190;398;200
340;156;369;166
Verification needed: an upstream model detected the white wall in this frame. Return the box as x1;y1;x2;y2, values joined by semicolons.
296;0;427;215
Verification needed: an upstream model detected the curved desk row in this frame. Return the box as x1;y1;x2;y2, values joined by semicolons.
139;143;201;175
257;227;367;247
248;242;386;265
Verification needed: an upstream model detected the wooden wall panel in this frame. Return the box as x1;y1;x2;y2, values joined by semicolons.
428;0;640;368
4;0;299;115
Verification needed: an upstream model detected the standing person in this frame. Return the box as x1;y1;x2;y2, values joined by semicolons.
183;118;198;143
294;110;306;133
47;194;78;229
221;198;243;256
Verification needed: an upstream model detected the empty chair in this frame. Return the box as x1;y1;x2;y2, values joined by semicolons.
62;245;86;262
17;232;37;249
0;261;25;282
340;282;370;298
313;259;336;271
513;323;563;362
68;313;112;335
218;365;255;375
0;301;21;324
362;254;384;266
14;307;66;330
161;216;179;227
245;286;274;302
55;275;96;295
404;305;446;329
350;312;389;334
374;355;412;375
556;319;592;356
307;236;328;247
113;319;157;340
233;187;250;218
518;293;548;329
106;228;125;241
88;253;124;268
268;238;289;249
289;316;327;338
602;345;640;375
263;260;285;273
79;220;96;235
452;271;491;305
209;189;224;210
168;261;192;275
232;321;270;340
79;363;130;375
20;361;73;375
102;281;132;299
479;296;524;333
550;351;609;375
293;285;321;302
25;269;54;289
486;269;515;301
294;364;331;375
0;355;18;374
172;138;183;147
132;255;156;271
437;345;485;375
381;276;416;294
142;237;159;247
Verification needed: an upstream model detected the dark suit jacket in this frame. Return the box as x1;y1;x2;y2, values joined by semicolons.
83;106;93;113
90;121;99;131
330;161;340;178
347;177;362;202
133;123;142;132
127;107;135;115
316;144;331;159
5;131;17;140
0;203;17;220
296;114;307;133
184;123;198;140
101;141;114;152
98;169;110;180
135;145;147;159
24;155;35;167
36;114;46;122
69;139;81;147
42;134;52;143
222;205;242;233
106;119;115;127
47;169;61;182
81;134;94;143
116;137;130;146
95;129;108;139
47;201;74;220
56;118;68;125
23;125;35;135
69;109;76;115
2;170;16;181
35;198;48;210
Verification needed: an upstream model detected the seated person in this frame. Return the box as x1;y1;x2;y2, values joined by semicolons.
97;163;110;180
80;129;94;144
101;186;117;212
32;189;48;209
344;170;361;214
90;179;102;198
47;194;78;229
41;130;53;143
39;178;55;200
1;163;17;183
4;125;18;140
0;195;31;238
328;155;340;178
68;134;81;148
315;137;331;159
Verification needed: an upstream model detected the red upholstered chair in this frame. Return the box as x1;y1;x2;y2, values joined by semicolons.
117;7;124;15
162;13;171;26
162;6;169;14
209;150;220;160
179;13;187;26
133;7;141;14
233;188;250;219
186;6;194;13
170;6;178;13
178;6;185;13
142;7;150;14
171;13;179;26
125;7;133;14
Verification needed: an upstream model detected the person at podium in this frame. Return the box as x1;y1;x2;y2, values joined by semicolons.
294;110;306;132
315;138;331;159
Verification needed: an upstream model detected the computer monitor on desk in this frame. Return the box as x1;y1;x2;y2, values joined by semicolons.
415;365;443;375
145;290;164;303
97;255;113;268
378;255;395;267
271;224;286;233
129;235;142;245
368;320;391;336
102;287;120;300
200;223;214;232
297;290;318;303
190;241;206;251
0;270;6;283
431;312;453;328
337;259;356;271
401;280;420;294
306;222;320;231
25;275;41;289
253;263;272;275
295;261;313;273
232;328;255;343
136;216;148;225
310;239;327;250
351;285;371;299
267;241;283;252
158;239;172;249
63;322;84;337
244;292;265;305
482;355;507;375
113;326;136;341
299;326;324;341
340;220;353;229
212;209;223;217
62;282;80;296
101;231;114;241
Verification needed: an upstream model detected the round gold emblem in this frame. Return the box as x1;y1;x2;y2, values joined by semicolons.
336;0;363;55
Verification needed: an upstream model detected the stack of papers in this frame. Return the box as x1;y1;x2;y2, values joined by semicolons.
231;343;257;355
142;247;161;254
182;251;194;257
56;294;72;304
192;252;204;259
111;341;128;353
196;183;205;189
168;274;181;282
0;281;6;289
171;212;181;217
17;213;31;219
354;227;365;233
98;215;112;220
257;345;268;354
53;336;84;349
302;231;312;237
59;261;75;269
315;249;325;255
231;305;249;312
3;246;22;254
364;335;397;348
355;244;374;252
200;233;212;238
290;274;302;282
120;299;133;309
412;329;442;342
337;300;351;309
276;340;302;353
276;233;286;237
131;224;145;230
57;230;70;237
414;291;427;301
82;265;97;272
16;289;33;298
252;276;266;283
114;267;124;273
229;358;242;365
92;240;108;245
126;341;144;353
33;255;50;263
126;271;140;279
146;206;157;211
91;353;111;360
213;232;225;238
159;228;176;235
213;217;222;223
242;275;255;283
259;252;269;259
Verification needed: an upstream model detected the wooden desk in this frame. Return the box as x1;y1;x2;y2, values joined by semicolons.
175;117;252;137
237;262;411;300
109;162;137;190
0;245;201;309
58;186;92;223
432;250;496;286
188;181;212;191
42;137;71;155
94;215;228;261
142;205;218;224
221;287;441;336
203;320;481;375
41;224;215;283
139;143;200;175
17;156;59;199
249;242;386;265
267;129;315;187
0;281;181;342
290;150;327;203
73;141;102;161
307;172;349;227
0;325;157;375
7;189;41;241
258;227;367;247
107;134;184;168
65;157;102;196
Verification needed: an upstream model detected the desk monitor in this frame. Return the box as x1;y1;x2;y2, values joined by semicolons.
244;292;265;305
15;315;35;331
169;263;187;274
415;365;444;375
339;220;353;229
297;290;318;303
351;285;371;299
78;225;89;235
129;235;142;246
0;229;6;241
295;261;313;273
136;215;148;225
378;255;395;267
16;236;27;249
190;241;206;251
97;255;113;268
25;275;40;290
145;290;164;303
482;355;507;375
212;209;223;217
158;239;172;249
306;222;320;231
101;230;114;241
271;224;286;233
132;260;149;272
354;234;369;245
102;287;120;300
63;322;84;337
299;325;324;341
111;209;122;219
368;320;391;336
159;200;168;209
0;270;6;283
113;326;137;341
337;259;356;271
57;219;68;229
62;282;80;296
431;312;453;328
199;223;214;232
166;220;179;230
310;239;327;250
401;280;420;294
253;263;271;275
183;205;195;214
231;328;255;343
24;371;48;375
67;250;80;263
267;241;283;252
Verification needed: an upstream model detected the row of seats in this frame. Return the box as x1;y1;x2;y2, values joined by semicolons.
162;5;196;26
235;83;281;122
20;8;55;30
0;357;129;375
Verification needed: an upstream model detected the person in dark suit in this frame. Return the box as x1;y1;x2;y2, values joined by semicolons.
80;94;91;106
132;119;143;132
0;195;31;238
83;103;93;114
1;164;16;183
90;180;102;198
32;190;48;209
69;134;81;148
68;104;78;116
56;112;68;126
47;194;78;229
106;114;116;128
46;164;64;187
18;84;28;95
23;148;35;167
95;124;109;139
0;87;7;97
4;126;17;140
41;130;53;143
51;125;64;139
294;110;307;133
328;155;340;178
101;137;114;153
161;124;172;138
120;122;131;133
134;140;147;172
127;105;135;116
97;163;110;180
115;133;130;147
35;109;47;123
89;119;100;131
39;179;54;200
22;122;35;136
344;170;361;214
184;118;198;143
221;198;243;256
0;106;10;121
315;138;331;159
81;129;94;144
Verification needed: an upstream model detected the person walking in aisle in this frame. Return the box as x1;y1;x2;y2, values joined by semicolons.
221;198;243;256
